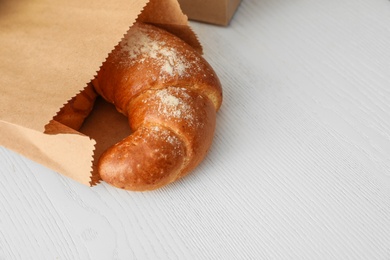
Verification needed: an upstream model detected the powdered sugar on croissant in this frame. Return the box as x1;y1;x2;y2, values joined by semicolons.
93;22;222;191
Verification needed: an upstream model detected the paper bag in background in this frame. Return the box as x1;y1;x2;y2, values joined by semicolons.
0;0;201;186
178;0;241;26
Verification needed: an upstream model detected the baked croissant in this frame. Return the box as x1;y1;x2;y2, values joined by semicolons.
47;22;222;191
93;22;222;191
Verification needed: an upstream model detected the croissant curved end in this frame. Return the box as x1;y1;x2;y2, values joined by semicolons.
98;87;217;191
98;125;186;191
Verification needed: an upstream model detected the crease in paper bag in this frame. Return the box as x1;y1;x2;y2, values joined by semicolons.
0;0;202;186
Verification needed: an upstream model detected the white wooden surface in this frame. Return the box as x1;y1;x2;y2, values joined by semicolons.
1;0;390;259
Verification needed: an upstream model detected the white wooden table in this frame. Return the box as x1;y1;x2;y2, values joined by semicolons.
1;0;390;259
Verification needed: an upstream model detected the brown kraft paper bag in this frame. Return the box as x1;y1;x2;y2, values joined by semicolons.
0;0;202;186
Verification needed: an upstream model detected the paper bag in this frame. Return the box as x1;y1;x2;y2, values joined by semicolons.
178;0;241;26
0;0;201;186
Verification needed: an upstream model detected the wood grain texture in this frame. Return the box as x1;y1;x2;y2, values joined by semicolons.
1;0;390;259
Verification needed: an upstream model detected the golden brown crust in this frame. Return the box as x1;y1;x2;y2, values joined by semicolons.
94;22;223;191
93;22;222;114
47;83;98;132
98;125;186;191
43;23;222;191
128;87;216;179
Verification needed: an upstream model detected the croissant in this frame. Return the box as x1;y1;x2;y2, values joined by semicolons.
48;22;222;191
93;22;223;191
